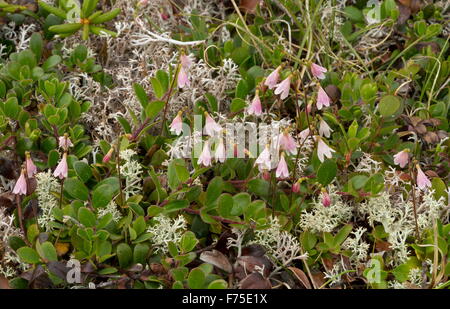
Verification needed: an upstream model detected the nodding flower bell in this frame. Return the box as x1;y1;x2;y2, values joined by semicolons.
317;86;330;110
310;63;327;80
278;129;297;155
58;134;73;152
274;75;292;100
416;164;431;190
215;139;226;163
25;151;37;178
298;128;310;143
178;54;192;89
393;149;410;169
247;90;263;116
178;67;189;88
54;153;68;180
319;118;333;138
292;180;301;193
276;152;289;179
12;168;27;196
170;111;183;136
102;147;114;164
255;144;271;171
198;141;212;167
264;66;281;89
316;136;335;163
203;112;222;137
321;188;331;207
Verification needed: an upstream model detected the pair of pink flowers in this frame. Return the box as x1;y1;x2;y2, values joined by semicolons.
263;62;329;104
178;54;192;89
254;147;290;179
12;152;37;195
197;139;226;166
14;135;74;195
53;135;74;180
264;66;291;100
311;63;331;110
393;149;431;190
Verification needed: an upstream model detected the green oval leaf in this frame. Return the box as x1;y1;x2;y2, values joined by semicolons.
317;160;337;186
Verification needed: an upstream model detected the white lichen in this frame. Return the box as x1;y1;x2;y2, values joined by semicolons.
146;214;187;254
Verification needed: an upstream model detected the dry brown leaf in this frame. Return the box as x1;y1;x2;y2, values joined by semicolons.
200;250;233;273
236;255;272;277
324;85;341;103
397;4;411;24
0;193;14;212
375;240;392;252
55;243;70;256
239;272;272;289
310;271;326;288
241;244;266;257
0;157;18;180
288;267;312;289
398;0;422;13
322;257;334;273
0;276;11;289
240;0;261;13
424;170;439;178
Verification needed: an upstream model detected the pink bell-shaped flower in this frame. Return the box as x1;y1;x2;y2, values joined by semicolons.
393;149;410;169
278;129;297;155
12;169;27;196
255;145;272;171
310;63;327;80
198;141;212;167
316;136;335;163
25;152;37;178
177;67;190;88
319;118;333;138
274;75;291;100
317;87;331;110
298;128;310;143
170;111;184;135
215;139;226;163
58;134;73;151
264;66;281;89
247;91;263;116
177;54;192;88
275;152;289;179
416;164;431;190
54;153;69;180
203;113;222;137
321;189;331;207
292;180;300;193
